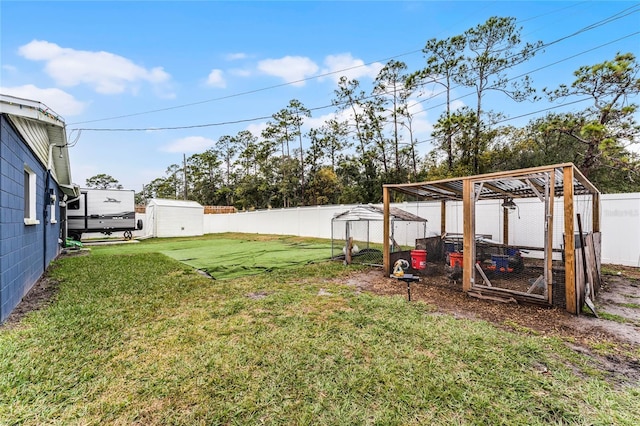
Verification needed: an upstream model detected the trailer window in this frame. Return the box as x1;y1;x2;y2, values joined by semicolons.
68;198;80;210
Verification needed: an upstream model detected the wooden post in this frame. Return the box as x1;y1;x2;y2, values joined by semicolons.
383;186;391;276
592;192;600;233
462;178;474;292
546;173;555;304
563;166;577;314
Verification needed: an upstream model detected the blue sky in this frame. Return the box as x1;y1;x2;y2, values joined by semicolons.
2;1;639;192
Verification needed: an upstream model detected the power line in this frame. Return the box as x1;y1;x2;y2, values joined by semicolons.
72;30;639;133
411;97;592;147
68;2;638;128
407;31;640;118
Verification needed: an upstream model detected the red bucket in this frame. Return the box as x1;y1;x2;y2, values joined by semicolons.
449;252;463;268
410;249;427;270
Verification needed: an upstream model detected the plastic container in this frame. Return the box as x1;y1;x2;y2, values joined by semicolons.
411;249;427;270
449;252;463;268
491;254;510;272
444;242;461;253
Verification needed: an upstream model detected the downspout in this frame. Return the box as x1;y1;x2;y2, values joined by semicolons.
43;170;51;272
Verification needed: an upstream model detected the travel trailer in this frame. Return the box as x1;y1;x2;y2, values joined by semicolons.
67;188;141;241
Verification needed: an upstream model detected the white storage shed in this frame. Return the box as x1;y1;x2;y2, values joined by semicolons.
146;199;204;238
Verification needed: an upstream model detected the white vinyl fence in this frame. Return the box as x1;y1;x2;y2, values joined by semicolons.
131;193;640;267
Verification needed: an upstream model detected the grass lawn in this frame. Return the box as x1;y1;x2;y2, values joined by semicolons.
1;234;639;424
90;233;334;280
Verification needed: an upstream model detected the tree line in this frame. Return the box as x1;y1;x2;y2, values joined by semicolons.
92;17;640;206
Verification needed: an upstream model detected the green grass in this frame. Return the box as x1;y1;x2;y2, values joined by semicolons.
1;237;639;424
90;233;334;280
619;303;640;309
597;311;635;324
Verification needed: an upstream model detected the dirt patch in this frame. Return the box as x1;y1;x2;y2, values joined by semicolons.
0;249;88;329
337;267;640;386
1;275;60;329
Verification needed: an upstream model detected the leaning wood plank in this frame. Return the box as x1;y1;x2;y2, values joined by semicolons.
527;275;545;294
584;234;595;300
468;291;518;304
475;263;492;287
474;284;546;299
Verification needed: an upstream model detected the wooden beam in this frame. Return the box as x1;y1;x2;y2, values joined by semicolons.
462;178;474;292
482;182;512;197
428;182;463;196
383;163;575;196
563;165;577;314
383;186;391;276
572;165;600;195
524;178;545;202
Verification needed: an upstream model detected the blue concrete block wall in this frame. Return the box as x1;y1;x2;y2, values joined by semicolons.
1;115;62;323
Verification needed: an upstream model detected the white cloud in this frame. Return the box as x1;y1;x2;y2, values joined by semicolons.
246;122;268;139
0;84;87;116
225;52;248;61
229;68;252;77
450;99;466;112
162;136;215;153
18;40;172;96
206;69;226;88
257;56;319;86
404;101;433;137
305;111;338;130
320;53;383;84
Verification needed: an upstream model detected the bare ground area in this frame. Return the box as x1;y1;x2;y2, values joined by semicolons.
1;275;60;329
0;249;88;329
336;264;640;387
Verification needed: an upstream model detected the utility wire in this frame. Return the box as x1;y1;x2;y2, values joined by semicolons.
68;0;499;126
70;5;640;132
68;2;638;129
72;30;639;133
406;31;640;118
410;97;592;147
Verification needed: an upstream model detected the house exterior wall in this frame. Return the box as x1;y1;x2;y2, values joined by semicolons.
0;115;62;322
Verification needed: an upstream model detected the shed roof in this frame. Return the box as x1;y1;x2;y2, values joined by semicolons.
333;204;427;222
148;198;203;209
384;163;599;202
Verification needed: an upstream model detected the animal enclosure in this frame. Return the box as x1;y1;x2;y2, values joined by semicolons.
383;163;601;315
331;205;429;266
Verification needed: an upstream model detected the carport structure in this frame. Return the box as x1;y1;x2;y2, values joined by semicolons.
382;163;601;315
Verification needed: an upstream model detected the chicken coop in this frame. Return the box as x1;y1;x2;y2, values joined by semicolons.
331;204;428;266
382;163;601;315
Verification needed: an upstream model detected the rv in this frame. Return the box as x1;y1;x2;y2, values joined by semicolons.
67;188;142;241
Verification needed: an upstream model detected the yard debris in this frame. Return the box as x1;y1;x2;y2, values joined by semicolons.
246;291;270;299
318;288;333;296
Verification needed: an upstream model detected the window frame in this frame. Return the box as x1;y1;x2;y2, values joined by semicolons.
23;165;39;225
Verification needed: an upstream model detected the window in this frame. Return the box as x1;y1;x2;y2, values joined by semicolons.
23;165;39;225
68;197;80;210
